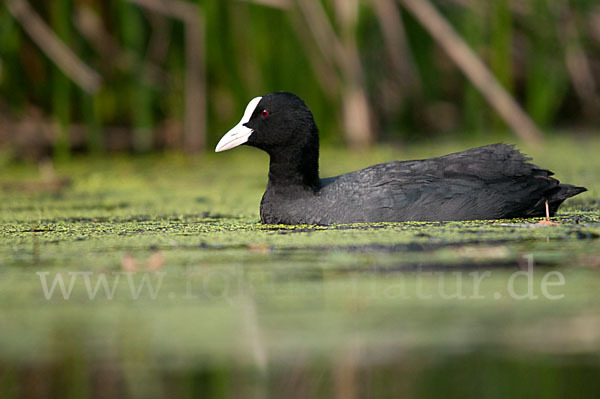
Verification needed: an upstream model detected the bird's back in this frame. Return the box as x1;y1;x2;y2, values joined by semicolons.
306;144;585;224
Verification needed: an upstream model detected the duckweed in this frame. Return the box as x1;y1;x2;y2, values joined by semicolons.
1;139;599;396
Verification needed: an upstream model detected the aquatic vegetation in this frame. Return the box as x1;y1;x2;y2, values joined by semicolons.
0;139;599;396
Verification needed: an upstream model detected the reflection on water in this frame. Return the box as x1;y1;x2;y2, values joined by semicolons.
2;350;599;398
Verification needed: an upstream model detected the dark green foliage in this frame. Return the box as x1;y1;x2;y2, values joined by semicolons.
523;0;569;128
49;0;72;161
0;0;598;155
459;4;487;135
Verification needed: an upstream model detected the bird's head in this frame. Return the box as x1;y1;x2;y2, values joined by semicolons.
215;92;319;155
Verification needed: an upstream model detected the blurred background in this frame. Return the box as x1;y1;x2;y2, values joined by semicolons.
2;2;600;398
1;0;599;162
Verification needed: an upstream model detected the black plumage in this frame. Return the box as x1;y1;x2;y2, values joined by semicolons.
215;92;586;225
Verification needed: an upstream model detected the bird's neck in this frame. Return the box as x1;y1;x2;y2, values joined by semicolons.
267;145;320;192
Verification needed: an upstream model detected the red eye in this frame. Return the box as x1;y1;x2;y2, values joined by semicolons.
260;109;269;118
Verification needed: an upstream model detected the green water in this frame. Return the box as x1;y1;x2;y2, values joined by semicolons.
1;139;599;398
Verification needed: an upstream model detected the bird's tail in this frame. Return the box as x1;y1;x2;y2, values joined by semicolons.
522;183;586;218
547;184;587;215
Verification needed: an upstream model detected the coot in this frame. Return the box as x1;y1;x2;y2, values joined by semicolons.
216;92;586;225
